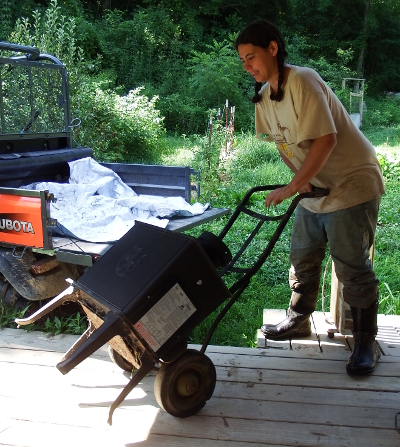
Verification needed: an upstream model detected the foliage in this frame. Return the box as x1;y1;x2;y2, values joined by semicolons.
156;93;208;135
0;0;39;41
188;39;247;110
10;0;84;74
74;82;166;163
374;165;400;317
6;0;400;136
42;312;87;335
0;302;30;329
0;300;87;335
97;7;190;91
187;37;254;132
305;49;356;92
191;121;227;204
364;0;400;94
287;35;357;92
377;154;400;181
7;0;166;163
0;0;13;41
362;96;400;130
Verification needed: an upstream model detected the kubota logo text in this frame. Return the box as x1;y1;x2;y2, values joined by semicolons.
0;219;35;234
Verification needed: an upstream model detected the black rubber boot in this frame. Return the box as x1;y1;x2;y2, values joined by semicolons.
346;332;381;375
261;271;318;340
261;312;311;340
346;301;380;375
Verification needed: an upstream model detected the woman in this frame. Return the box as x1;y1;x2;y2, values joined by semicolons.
235;20;384;375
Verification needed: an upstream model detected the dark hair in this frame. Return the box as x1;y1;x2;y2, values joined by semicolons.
235;20;288;103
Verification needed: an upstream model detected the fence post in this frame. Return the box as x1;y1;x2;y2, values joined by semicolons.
225;99;229;154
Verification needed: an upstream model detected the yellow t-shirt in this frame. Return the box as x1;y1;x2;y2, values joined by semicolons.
255;65;384;213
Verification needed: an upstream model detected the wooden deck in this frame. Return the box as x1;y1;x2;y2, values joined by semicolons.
0;311;399;447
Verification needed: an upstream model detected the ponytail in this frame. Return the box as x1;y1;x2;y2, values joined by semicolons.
270;53;285;102
252;82;263;103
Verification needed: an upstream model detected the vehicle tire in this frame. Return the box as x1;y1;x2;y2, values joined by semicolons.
154;349;216;417
108;345;134;372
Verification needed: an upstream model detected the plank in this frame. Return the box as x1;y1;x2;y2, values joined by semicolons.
0;419;292;447
311;311;337;332
0;347;121;375
1;360;400;411
377;314;400;329
149;413;400;447
0;328;107;355
0;419;146;447
2;339;399;376
1;393;399;447
256;329;291;349
4;328;400;364
131;434;291;447
376;326;400;357
208;350;399;376
212;380;400;411
258;311;348;354
0;417;13;434
1;382;397;431
263;308;287;324
259;309;291;350
214;365;400;391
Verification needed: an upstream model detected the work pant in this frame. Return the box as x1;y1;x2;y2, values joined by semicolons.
288;197;380;317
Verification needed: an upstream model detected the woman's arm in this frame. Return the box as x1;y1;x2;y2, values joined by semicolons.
266;133;337;207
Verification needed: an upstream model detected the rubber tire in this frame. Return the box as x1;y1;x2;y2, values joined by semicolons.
154;349;216;417
108;345;134;372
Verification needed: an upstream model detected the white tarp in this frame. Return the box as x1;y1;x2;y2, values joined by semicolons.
23;157;208;243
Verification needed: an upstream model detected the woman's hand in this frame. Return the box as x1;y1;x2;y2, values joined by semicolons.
265;184;295;207
297;183;313;194
265;182;313;208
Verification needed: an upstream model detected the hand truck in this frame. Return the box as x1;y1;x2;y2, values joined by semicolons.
16;185;328;424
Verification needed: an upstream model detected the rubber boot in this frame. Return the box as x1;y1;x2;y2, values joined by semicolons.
261;273;319;340
346;301;381;375
261;309;311;339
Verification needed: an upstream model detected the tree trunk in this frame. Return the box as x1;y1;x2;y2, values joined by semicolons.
356;0;371;79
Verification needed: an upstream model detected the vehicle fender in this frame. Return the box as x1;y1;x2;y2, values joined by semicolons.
0;246;78;301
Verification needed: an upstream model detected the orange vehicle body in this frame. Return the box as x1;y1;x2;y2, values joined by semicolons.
0;189;50;249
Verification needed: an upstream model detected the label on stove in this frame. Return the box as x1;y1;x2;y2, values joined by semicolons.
134;283;196;351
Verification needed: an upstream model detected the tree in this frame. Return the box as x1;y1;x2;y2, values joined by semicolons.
356;0;371;78
188;39;245;108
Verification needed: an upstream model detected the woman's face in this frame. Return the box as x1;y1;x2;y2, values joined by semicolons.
238;42;278;84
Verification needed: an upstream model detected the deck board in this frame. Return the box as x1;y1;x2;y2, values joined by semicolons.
1;312;400;447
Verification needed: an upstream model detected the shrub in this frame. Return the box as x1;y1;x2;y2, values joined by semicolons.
75;81;166;163
362;96;400;129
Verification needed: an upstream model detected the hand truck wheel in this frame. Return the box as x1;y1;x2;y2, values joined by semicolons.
154;349;216;417
108;345;134;372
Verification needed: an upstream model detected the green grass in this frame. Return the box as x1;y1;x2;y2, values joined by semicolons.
364;126;400;151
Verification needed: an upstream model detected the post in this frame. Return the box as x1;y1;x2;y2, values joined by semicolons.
225;99;228;154
209;112;213;148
